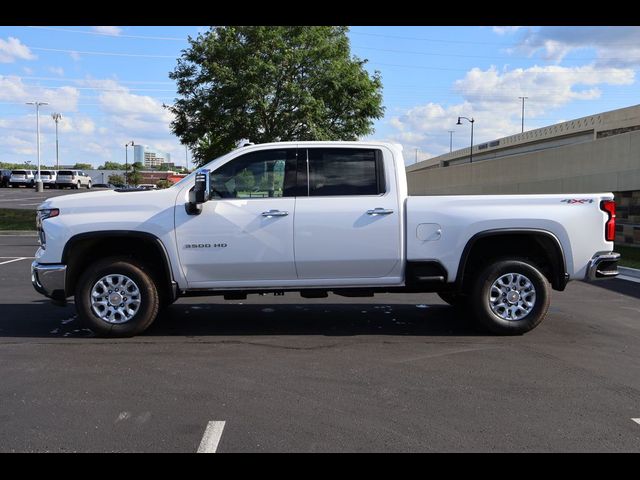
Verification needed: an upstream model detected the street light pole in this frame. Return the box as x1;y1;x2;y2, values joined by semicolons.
52;113;62;171
26;101;48;191
519;96;528;133
125;141;134;187
448;130;454;152
456;116;475;163
185;144;189;172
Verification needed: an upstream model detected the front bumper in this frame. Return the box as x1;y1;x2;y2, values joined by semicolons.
31;261;67;300
586;252;620;281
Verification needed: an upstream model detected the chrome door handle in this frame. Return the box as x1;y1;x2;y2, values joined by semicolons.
366;208;394;215
261;209;289;217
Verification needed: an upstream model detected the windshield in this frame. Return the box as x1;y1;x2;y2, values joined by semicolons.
12;170;27;175
58;170;74;175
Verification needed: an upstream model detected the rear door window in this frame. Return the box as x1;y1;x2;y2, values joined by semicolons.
306;148;384;196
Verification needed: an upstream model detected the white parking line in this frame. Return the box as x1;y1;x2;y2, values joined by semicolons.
19;203;41;206
0;197;43;202
197;421;226;453
633;418;640;425
0;257;28;266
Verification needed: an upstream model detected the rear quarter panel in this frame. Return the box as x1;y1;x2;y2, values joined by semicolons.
406;193;614;282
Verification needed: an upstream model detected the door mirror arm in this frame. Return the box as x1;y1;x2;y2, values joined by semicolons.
186;169;211;215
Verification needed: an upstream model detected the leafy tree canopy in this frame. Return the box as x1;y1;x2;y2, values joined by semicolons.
169;26;384;166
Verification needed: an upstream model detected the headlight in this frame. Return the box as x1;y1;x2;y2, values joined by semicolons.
37;208;60;221
36;208;59;248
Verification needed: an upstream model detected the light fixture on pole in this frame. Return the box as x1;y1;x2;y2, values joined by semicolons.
456;116;475;164
51;113;62;171
518;96;528;133
26;101;49;192
125;141;135;187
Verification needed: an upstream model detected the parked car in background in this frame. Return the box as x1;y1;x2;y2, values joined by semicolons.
39;170;58;188
0;169;11;187
137;184;158;190
55;170;92;189
92;183;116;189
9;170;35;188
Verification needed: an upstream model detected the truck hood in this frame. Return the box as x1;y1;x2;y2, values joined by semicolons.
38;188;178;214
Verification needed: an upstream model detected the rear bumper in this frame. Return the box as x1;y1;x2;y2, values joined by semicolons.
31;261;67;300
585;251;620;281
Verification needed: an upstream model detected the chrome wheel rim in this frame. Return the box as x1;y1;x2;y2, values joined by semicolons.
489;273;536;321
90;274;141;324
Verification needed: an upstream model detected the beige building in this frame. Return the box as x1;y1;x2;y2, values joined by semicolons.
406;104;640;247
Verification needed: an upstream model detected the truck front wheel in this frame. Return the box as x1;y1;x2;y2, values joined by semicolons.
470;259;550;335
75;257;160;337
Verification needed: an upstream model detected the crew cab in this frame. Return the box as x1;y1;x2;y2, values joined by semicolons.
31;141;620;337
55;170;92;189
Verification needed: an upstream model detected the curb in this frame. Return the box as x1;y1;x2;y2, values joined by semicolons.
619;266;640;279
0;230;37;236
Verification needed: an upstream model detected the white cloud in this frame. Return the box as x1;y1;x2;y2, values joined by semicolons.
49;66;64;77
69;51;81;61
0;75;80;112
387;63;636;164
492;26;525;35
92;26;122;36
0;37;36;63
516;26;640;67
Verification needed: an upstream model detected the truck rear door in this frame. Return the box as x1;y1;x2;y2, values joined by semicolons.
293;147;402;280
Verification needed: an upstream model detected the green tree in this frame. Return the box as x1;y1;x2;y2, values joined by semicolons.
127;169;142;187
73;163;92;170
99;161;125;170
108;174;125;187
235;168;255;193
169;26;384;166
156;179;172;189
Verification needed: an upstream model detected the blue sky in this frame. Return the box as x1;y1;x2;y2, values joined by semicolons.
1;26;639;167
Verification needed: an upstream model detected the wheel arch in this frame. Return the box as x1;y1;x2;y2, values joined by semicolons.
62;231;177;301
456;228;568;291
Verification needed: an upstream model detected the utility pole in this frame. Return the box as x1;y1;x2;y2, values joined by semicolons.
519;96;528;133
26;101;48;192
51;113;62;171
448;130;454;152
415;147;419;164
185;144;189;172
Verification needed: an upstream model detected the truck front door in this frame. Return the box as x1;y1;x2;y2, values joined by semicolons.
174;148;299;287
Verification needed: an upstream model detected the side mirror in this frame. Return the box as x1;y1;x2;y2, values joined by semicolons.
186;169;211;215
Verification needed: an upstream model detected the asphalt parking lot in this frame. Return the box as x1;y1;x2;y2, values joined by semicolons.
1;234;640;452
0;185;109;210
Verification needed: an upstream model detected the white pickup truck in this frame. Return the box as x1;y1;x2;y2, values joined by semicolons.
32;141;620;337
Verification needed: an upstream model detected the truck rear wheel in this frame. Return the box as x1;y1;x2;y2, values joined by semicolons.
470;259;550;335
75;257;160;337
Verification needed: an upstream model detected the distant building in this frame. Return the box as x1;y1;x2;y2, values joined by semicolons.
134;145;171;169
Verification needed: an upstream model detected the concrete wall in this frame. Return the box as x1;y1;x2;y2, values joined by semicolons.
407;129;640;195
406;129;640;247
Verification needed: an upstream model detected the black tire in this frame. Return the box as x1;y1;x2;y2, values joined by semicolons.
87;182;92;189
437;291;469;309
75;257;160;337
470;258;550;335
76;182;80;189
